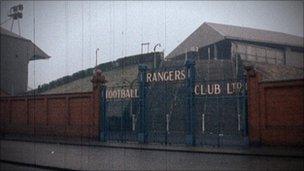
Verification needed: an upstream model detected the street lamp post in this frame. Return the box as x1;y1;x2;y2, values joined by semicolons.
95;48;100;69
153;43;161;68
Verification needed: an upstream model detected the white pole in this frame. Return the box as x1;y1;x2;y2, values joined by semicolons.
95;48;100;68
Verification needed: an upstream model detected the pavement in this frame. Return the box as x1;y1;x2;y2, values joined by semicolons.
0;135;303;170
0;161;55;171
1;134;303;158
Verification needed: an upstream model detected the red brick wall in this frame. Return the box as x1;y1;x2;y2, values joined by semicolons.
0;92;99;139
247;69;304;146
0;90;9;96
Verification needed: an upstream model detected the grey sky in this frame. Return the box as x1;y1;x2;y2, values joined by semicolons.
1;1;303;89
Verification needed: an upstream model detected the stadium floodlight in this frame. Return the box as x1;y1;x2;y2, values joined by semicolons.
8;4;23;20
141;42;150;54
7;4;23;35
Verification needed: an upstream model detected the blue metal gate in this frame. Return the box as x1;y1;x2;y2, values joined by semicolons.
101;85;139;143
142;60;196;145
100;55;248;147
194;79;248;146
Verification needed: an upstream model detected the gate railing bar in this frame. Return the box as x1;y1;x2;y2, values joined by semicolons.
201;113;205;133
166;113;170;134
238;113;241;131
132;114;136;131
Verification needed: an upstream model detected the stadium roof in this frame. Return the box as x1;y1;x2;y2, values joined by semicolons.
0;27;50;60
166;22;304;59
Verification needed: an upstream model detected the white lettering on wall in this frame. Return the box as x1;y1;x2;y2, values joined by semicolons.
107;82;245;99
146;69;186;83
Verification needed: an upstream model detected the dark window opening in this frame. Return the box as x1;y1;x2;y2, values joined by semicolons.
216;40;231;59
198;40;231;60
199;45;214;59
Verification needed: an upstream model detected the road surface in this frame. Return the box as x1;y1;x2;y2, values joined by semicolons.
1;140;303;170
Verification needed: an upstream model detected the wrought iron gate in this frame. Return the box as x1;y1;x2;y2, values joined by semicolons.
195;79;248;146
100;58;248;147
144;64;192;145
101;85;139;142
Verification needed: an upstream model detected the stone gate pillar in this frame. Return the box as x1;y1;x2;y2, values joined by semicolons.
91;69;107;141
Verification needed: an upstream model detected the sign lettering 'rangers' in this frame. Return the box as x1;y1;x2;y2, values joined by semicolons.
106;69;246;99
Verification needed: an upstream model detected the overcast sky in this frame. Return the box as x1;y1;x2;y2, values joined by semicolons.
1;1;303;89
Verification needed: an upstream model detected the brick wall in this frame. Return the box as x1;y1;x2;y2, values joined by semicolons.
0;92;99;139
247;68;304;146
0;90;9;96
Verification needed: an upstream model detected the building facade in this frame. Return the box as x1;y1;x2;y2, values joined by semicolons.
167;22;303;68
0;27;50;95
